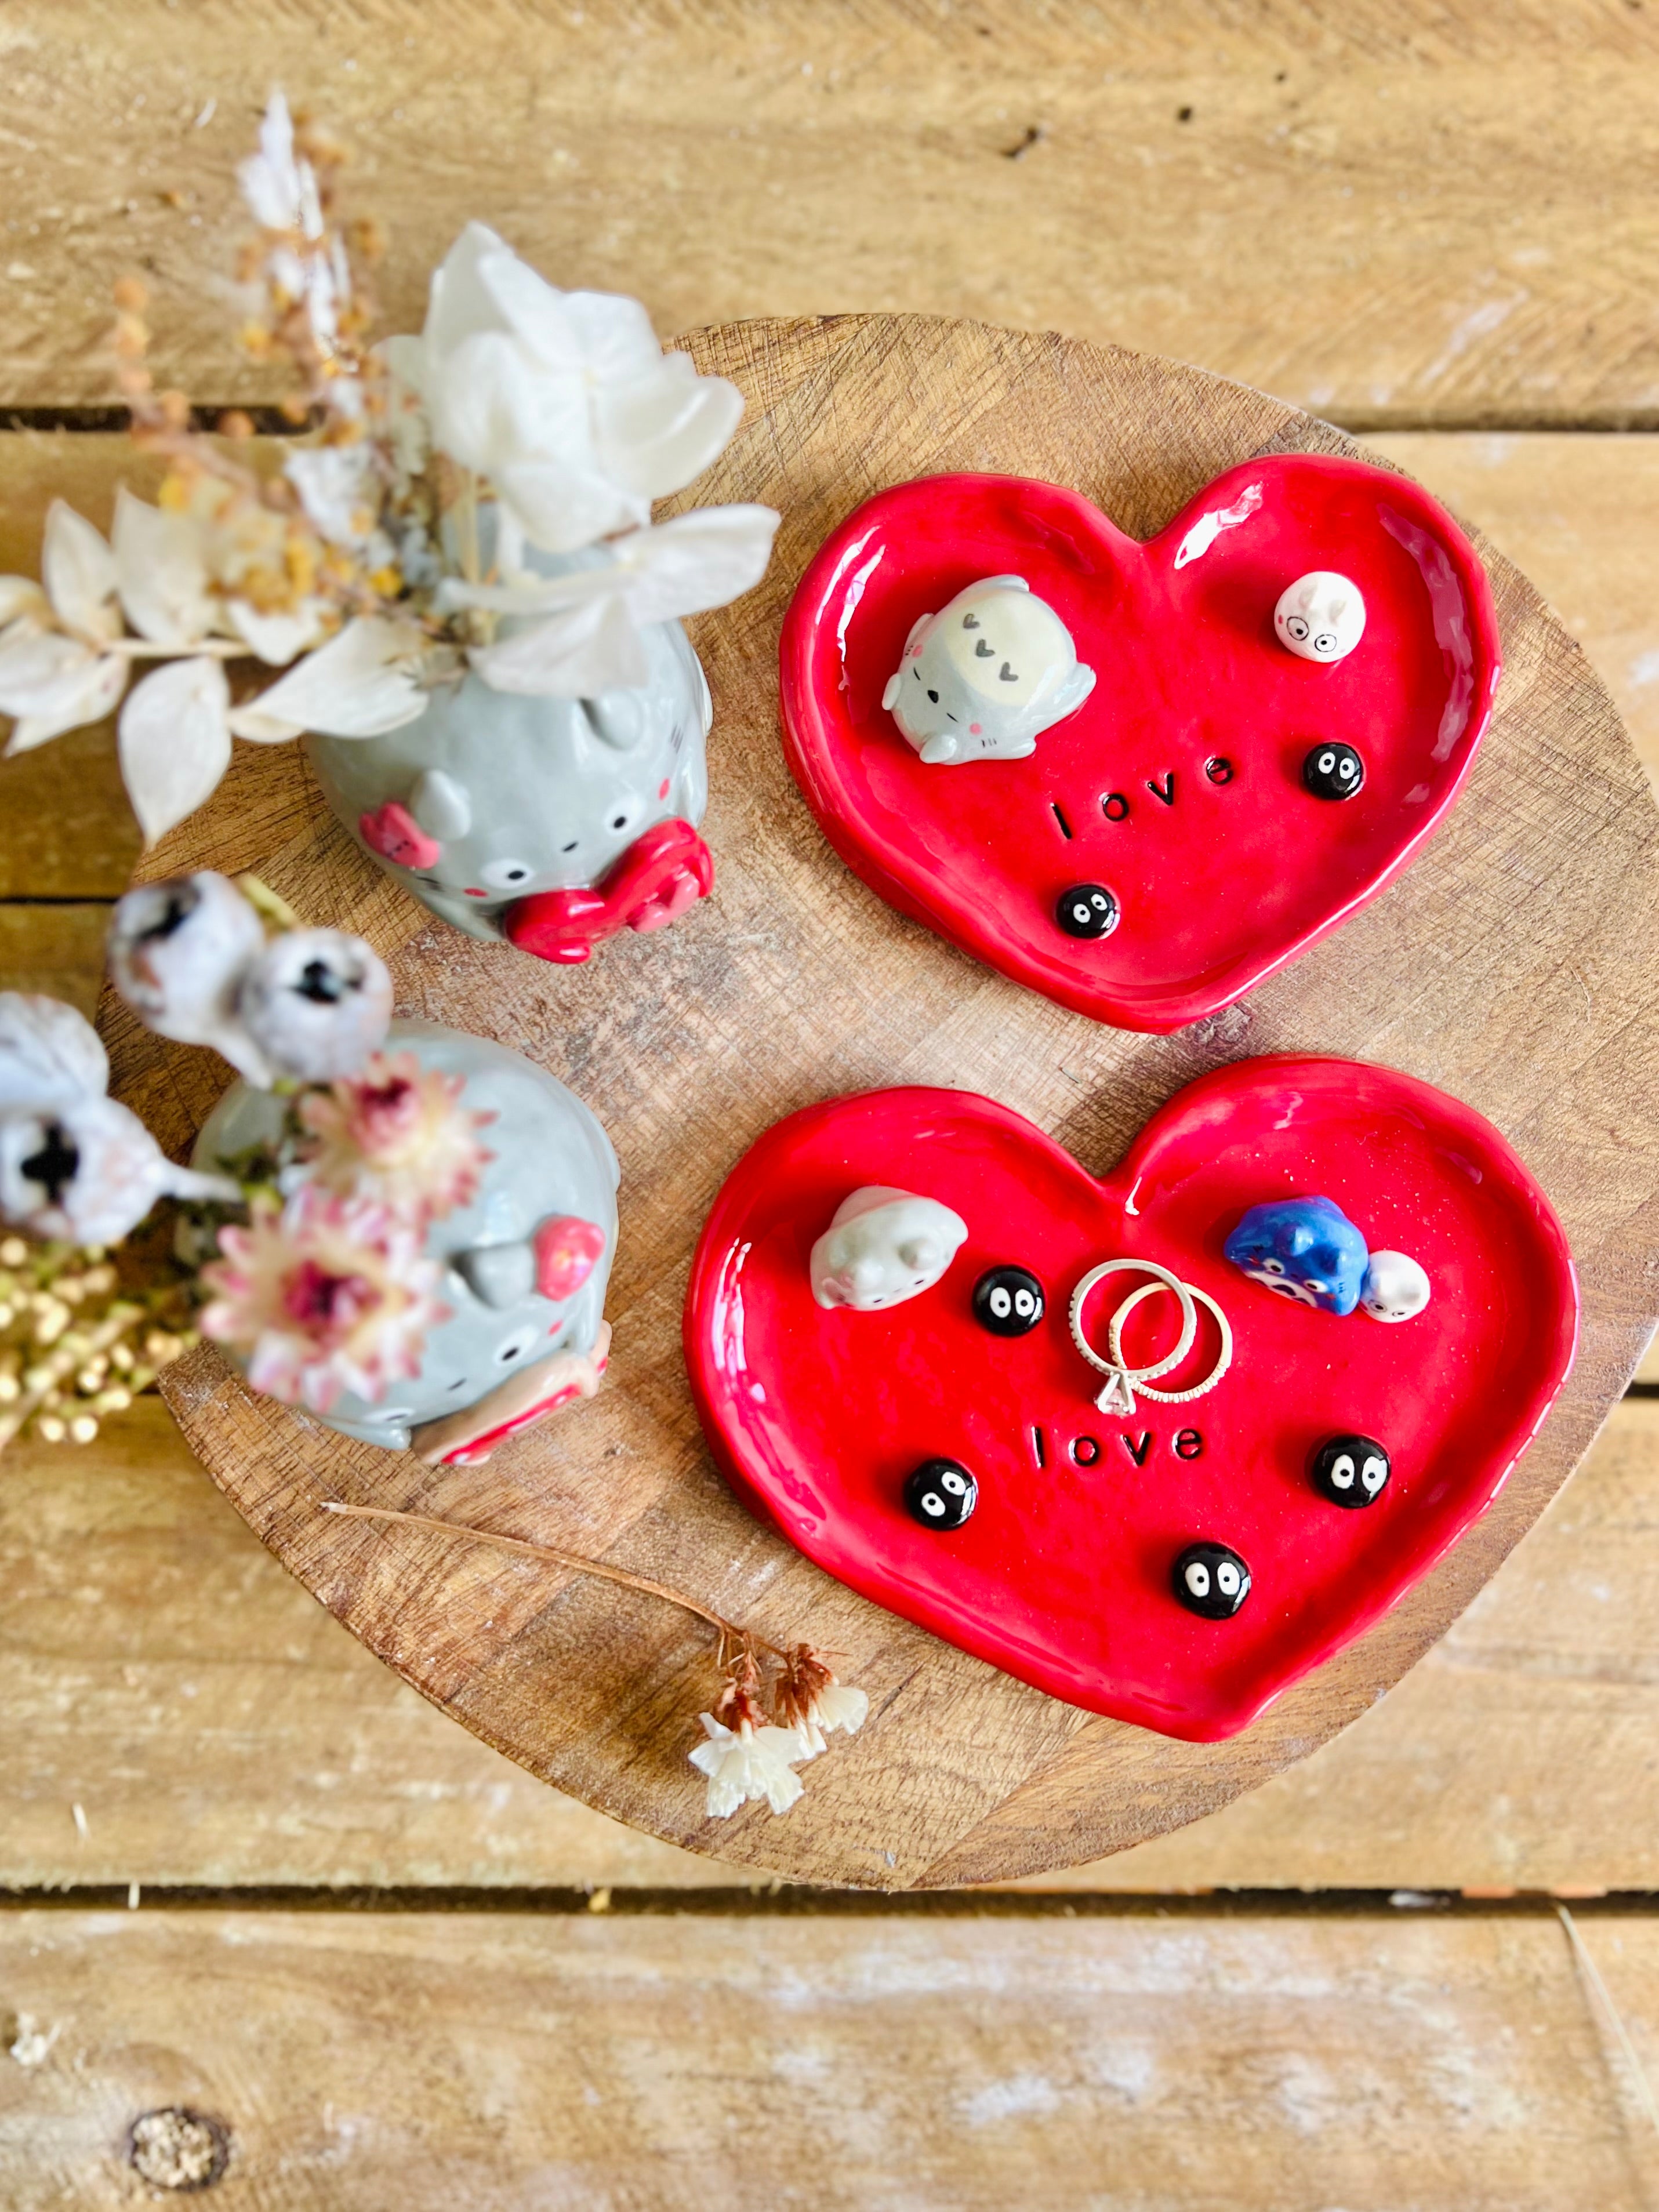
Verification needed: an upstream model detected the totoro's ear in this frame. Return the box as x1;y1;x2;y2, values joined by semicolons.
903;613;932;655
582;692;650;752
411;769;471;840
1287;1223;1315;1256
881;673;903;712
850;1256;885;1293
1056;662;1097;713
455;1241;537;1309
533;1214;607;1301
981;575;1031;594
896;1237;941;1272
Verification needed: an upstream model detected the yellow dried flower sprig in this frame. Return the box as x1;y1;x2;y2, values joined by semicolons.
0;1235;196;1453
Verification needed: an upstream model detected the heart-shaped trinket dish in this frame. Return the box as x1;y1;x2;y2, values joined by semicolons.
780;458;1502;1032
685;1055;1577;1740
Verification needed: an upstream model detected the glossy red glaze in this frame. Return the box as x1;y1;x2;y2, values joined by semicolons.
504;818;714;964
684;1057;1576;1740
779;459;1502;1032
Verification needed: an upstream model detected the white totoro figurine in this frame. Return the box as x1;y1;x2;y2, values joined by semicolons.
809;1187;968;1312
1360;1249;1432;1324
880;576;1096;765
1274;572;1367;664
194;1025;619;1462
306;611;713;966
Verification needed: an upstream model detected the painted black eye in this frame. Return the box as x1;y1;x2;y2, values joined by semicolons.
927;688;940;704
904;1457;977;1531
973;1265;1045;1338
1312;1432;1391;1508
1173;1541;1251;1619
1055;883;1120;940
1284;614;1310;641
1302;742;1364;801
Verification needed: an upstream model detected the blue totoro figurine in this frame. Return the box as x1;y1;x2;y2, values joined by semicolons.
1224;1196;1370;1317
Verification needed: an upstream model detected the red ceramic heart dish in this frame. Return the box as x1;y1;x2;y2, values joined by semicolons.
778;458;1502;1031
684;1056;1575;1740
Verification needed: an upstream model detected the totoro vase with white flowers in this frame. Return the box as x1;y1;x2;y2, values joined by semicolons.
0;95;776;967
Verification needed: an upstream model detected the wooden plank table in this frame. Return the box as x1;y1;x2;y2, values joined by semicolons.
3;5;1658;2201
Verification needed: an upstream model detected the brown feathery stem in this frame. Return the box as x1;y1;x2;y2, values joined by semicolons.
322;1501;790;1659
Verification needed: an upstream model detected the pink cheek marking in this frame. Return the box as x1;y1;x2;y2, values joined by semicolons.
970;723;982;735
464;888;488;898
658;779;670;800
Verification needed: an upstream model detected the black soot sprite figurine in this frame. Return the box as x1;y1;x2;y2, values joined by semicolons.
1055;884;1119;940
973;1264;1045;1338
904;1457;978;1531
1312;1433;1391;1508
1302;742;1364;801
1173;1541;1251;1619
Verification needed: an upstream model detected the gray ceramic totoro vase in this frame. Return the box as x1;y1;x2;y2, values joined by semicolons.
192;1022;619;1462
305;615;713;966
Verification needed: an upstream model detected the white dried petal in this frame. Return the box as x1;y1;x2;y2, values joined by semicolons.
117;656;233;845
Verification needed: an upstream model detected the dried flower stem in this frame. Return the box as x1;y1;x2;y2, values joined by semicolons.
322;1500;790;1659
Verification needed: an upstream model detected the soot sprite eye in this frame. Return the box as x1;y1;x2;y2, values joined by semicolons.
973;1265;1045;1338
1312;1432;1391;1509
1173;1541;1251;1618
1055;883;1120;941
903;1457;977;1531
1302;741;1365;802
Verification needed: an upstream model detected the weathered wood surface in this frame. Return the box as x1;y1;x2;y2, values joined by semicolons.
8;1396;1659;1897
5;2;1659;429
1;1904;1657;2210
93;315;1659;1889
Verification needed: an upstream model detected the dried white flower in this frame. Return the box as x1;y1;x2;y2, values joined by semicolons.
688;1713;808;1819
237;928;393;1084
776;1646;869;1758
238;87;348;351
448;505;779;698
107;871;272;1081
0;1095;236;1246
386;222;746;557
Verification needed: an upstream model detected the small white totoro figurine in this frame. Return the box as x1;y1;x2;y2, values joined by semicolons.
880;576;1096;765
809;1187;968;1312
1274;572;1367;664
1360;1250;1432;1323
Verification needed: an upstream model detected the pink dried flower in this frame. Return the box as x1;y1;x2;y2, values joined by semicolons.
296;1051;492;1221
199;1185;447;1413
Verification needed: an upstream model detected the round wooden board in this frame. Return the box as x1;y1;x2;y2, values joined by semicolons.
108;315;1659;1891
